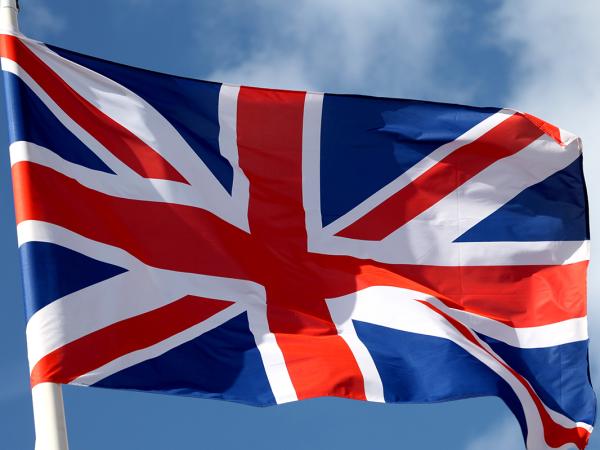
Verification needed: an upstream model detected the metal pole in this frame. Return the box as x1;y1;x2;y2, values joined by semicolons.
0;0;18;32
31;383;70;450
1;1;70;449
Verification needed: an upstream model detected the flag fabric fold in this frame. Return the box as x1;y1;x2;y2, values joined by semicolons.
0;32;595;449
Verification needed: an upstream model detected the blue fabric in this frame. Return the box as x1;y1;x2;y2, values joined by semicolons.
353;320;596;437
355;320;595;427
3;42;593;446
48;45;232;193
3;72;113;173
456;156;590;242
20;242;127;320
320;94;498;226
353;320;528;439
94;312;276;406
479;334;596;425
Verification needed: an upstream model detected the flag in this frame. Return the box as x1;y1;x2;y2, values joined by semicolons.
0;32;595;449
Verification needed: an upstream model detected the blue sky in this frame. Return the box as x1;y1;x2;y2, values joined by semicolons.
0;1;598;449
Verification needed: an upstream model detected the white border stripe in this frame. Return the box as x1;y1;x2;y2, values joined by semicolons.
321;109;515;235
3;44;250;230
307;132;585;265
1;57;136;177
9;141;203;208
452;240;590;266
20;221;264;371
218;84;250;232
20;220;295;403
328;311;385;402
326;287;592;449
302;91;324;240
246;302;298;404
449;309;588;349
72;303;246;386
327;286;588;349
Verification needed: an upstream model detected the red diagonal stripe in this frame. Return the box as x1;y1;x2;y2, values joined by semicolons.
0;34;187;184
12;162;587;326
313;255;588;328
523;112;562;145
30;295;234;386
12;161;254;279
422;301;591;449
13;161;587;329
336;113;544;241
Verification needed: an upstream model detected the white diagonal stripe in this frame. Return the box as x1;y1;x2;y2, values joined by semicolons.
4;37;251;230
310;132;585;265
20;221;264;372
246;301;298;404
326;286;592;450
320;109;515;236
72;303;246;386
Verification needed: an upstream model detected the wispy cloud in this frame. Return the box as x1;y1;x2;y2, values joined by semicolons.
20;0;66;39
494;0;600;383
463;2;600;448
205;0;468;101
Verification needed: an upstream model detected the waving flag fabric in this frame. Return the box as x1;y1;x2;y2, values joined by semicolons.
0;32;595;449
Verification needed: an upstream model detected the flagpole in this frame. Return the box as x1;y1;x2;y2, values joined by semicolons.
31;383;69;450
1;2;70;449
0;0;17;31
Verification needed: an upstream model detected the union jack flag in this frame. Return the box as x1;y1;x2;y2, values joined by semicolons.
0;32;595;449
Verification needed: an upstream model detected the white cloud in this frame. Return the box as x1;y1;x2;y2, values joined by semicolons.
209;0;600;374
493;0;600;384
207;0;465;101
465;3;600;447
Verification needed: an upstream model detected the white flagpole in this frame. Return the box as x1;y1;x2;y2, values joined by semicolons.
31;383;69;450
1;1;70;449
0;0;17;31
